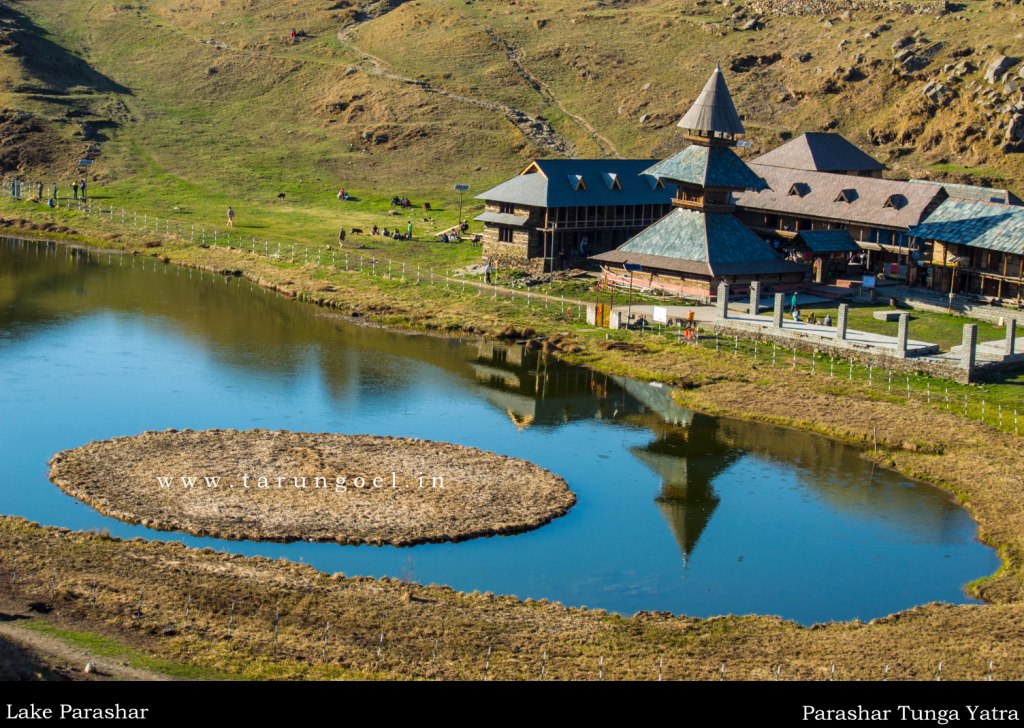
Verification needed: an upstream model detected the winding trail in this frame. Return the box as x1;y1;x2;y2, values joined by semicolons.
473;23;621;158
336;23;575;157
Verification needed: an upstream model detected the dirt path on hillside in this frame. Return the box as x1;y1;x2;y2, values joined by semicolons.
473;23;621;158
0;618;172;681
337;25;575;157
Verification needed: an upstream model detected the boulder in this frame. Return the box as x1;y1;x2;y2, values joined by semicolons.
892;36;914;53
985;55;1015;83
923;80;953;105
1006;114;1024;142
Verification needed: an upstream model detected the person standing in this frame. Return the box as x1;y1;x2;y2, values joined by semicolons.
72;180;79;200
484;258;493;285
226;206;235;227
790;290;798;313
79;178;87;200
52;182;58;201
338;227;346;246
36;182;43;201
405;221;412;240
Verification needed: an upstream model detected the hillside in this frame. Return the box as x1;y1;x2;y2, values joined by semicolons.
0;0;1022;237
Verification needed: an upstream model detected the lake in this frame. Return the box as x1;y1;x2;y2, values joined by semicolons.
0;238;999;624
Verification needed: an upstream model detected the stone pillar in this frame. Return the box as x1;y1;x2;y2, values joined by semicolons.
896;313;909;358
1006;318;1017;356
960;323;977;372
586;304;597;326
836;304;849;341
749;281;761;316
772;293;784;328
716;282;730;320
609;310;622;330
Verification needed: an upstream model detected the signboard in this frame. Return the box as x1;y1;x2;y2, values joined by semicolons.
652;306;668;324
454;184;470;192
78;159;94;166
624;262;644;273
862;274;876;289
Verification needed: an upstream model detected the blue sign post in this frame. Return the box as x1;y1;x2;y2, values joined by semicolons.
454;184;470;228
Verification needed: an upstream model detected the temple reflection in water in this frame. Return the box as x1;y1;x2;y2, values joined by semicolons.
4;238;967;569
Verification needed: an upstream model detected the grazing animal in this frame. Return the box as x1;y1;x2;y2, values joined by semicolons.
276;193;286;199
350;227;363;234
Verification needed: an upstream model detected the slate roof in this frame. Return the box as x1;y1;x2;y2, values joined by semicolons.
736;165;946;230
909;199;1024;254
591;208;804;276
475;159;673;209
678;67;745;136
907;179;1023;206
644;144;768;191
751;133;886;173
474;211;529;226
797;229;860;253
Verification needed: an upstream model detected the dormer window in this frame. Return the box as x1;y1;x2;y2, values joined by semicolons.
602;172;621;190
568;174;586;191
788;183;808;197
835;189;857;203
883;194;906;210
645;176;666;190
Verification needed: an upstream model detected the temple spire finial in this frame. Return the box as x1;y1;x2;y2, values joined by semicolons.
678;67;745;138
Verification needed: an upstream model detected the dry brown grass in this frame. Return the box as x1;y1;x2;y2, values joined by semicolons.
49;429;575;546
3;516;1024;681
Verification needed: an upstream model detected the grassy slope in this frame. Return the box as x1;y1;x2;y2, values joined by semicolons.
3;0;1023;246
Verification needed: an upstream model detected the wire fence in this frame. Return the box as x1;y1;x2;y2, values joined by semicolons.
4;189;1022;435
0;188;596;321
630;321;1023;436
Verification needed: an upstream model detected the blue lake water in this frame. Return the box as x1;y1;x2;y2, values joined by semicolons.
0;238;999;624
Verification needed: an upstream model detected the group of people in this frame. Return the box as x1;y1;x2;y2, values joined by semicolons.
6;177;88;205
791;307;833;327
788;292;833;326
360;222;413;241
390;195;412;209
438;221;469;243
337;187;350;201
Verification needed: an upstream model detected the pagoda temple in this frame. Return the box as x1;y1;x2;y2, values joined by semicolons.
592;67;805;300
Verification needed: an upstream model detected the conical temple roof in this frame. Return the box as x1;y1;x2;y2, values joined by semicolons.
678;67;745;136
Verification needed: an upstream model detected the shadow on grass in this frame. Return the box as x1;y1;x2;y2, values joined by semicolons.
2;5;132;96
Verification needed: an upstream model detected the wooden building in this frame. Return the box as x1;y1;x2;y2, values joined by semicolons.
790;229;861;283
749;132;887;178
909;198;1024;304
592;67;804;300
474;159;674;273
734;164;947;282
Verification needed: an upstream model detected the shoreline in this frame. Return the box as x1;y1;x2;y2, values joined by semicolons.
2;218;1023;678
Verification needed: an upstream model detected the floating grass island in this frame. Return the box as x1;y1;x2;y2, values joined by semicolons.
48;429;575;545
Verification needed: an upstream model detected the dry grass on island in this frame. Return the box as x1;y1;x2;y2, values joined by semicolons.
47;429;575;545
